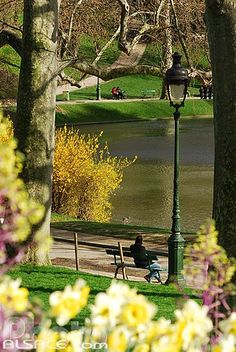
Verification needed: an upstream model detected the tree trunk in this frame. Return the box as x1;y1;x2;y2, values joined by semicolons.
205;0;236;261
160;1;172;100
15;0;59;264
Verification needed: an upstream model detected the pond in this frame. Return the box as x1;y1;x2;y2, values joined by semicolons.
79;118;214;232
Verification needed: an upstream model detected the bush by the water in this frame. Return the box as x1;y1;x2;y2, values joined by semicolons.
52;126;135;222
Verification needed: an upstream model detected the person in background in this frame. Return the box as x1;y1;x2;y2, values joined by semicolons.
130;235;162;283
111;87;118;99
116;87;124;99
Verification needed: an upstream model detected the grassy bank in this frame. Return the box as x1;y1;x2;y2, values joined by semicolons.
9;264;199;324
51;213;195;240
56;99;213;125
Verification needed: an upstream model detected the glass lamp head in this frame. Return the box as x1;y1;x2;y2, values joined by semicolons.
165;52;189;106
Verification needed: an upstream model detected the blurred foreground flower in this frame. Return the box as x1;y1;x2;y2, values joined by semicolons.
49;279;90;326
0;114;44;271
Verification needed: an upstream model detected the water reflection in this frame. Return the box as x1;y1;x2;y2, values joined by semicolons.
79;119;214;231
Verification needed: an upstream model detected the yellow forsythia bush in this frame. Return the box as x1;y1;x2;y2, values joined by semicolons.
53;126;135;222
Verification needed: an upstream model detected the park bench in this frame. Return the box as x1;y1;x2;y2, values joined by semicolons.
141;89;157;98
112;90;127;99
106;242;168;282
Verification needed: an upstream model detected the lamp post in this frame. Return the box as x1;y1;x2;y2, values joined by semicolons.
165;52;190;285
96;76;101;100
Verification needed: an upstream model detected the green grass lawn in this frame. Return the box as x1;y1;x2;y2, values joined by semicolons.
57;75;163;101
9;264;199;325
56;99;213;125
57;74;201;101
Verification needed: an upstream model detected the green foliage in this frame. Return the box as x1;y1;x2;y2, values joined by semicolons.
52;126;135;222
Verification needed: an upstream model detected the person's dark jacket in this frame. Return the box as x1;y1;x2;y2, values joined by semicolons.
130;243;149;268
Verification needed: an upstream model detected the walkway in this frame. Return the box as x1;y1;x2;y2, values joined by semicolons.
49;227;205;288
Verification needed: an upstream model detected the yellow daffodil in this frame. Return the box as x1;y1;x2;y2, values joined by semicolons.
107;327;129;352
120;296;156;328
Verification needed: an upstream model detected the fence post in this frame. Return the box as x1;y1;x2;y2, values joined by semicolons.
118;242;126;280
74;232;79;270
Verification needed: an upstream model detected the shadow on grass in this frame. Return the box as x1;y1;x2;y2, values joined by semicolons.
56;103;143;125
51;220;170;235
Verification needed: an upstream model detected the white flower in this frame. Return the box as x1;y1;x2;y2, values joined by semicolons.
220;313;236;343
90;292;122;328
174;300;213;351
213;334;236;352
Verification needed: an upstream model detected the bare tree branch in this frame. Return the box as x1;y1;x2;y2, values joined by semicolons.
117;0;166;54
0;21;23;33
117;0;130;53
189;68;212;85
93;26;121;66
58;71;81;88
79;25;121;82
0;29;22;56
0;57;20;69
169;0;193;68
58;59;161;81
65;0;84;56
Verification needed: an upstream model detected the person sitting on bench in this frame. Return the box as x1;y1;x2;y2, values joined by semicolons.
130;235;162;283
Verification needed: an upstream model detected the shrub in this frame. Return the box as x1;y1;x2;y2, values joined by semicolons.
52;125;135;222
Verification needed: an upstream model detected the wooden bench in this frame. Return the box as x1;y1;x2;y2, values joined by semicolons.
106;242;168;282
141;89;157;98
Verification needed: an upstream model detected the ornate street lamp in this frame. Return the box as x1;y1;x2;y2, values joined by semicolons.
165;52;190;285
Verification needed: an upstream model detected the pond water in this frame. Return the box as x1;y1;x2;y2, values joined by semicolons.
79;118;214;231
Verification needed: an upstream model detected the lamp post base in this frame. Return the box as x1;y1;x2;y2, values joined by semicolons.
165;233;185;286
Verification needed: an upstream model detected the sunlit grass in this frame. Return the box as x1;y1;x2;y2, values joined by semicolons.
9;264;199;324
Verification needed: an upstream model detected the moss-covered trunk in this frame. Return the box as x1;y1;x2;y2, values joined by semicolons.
205;0;236;264
15;0;59;264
